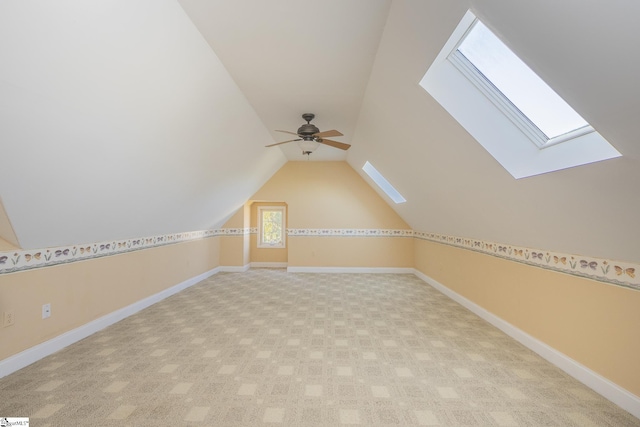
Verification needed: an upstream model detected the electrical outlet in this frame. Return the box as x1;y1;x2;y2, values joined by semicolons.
3;310;15;327
42;303;51;319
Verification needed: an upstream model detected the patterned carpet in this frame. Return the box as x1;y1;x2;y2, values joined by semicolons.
0;269;637;426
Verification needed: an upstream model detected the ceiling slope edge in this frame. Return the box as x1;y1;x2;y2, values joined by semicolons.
0;197;20;249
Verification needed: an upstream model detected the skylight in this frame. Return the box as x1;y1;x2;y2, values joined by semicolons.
362;161;406;204
419;10;621;179
455;21;590;143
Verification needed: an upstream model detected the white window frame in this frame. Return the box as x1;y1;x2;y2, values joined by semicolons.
448;41;594;149
257;206;286;249
419;10;621;179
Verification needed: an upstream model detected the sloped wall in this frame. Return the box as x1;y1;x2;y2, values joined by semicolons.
0;0;286;249
348;0;640;264
250;161;413;269
219;207;249;268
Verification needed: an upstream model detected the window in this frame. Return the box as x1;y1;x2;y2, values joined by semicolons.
258;206;285;248
419;10;621;179
362;161;406;204
452;20;591;148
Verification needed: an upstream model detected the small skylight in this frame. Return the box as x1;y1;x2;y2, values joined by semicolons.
451;20;593;147
362;161;406;204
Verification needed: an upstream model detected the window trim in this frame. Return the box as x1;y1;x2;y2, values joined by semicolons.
257;206;286;249
448;44;595;149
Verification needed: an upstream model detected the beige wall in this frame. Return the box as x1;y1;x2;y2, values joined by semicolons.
243;204;251;265
249;161;411;268
221;206;245;228
290;236;413;268
0;238;17;252
219;236;245;267
220;206;250;267
251;162;409;229
0;237;220;361
250;202;288;264
414;238;640;397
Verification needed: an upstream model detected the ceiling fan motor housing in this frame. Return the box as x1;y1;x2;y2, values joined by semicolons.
298;114;319;140
267;112;350;151
297;123;320;139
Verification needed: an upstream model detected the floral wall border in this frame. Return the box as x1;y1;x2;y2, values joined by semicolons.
0;228;244;275
287;229;414;237
0;228;413;275
224;228;253;236
1;227;637;290
413;231;639;291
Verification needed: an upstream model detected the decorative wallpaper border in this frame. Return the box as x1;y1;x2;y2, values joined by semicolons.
287;229;414;237
0;228;236;275
0;226;263;275
222;228;253;236
413;231;639;291
1;227;637;290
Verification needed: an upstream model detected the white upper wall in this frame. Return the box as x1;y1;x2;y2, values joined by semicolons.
348;0;640;263
0;0;286;249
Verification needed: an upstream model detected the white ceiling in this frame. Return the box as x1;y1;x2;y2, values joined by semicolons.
178;0;391;161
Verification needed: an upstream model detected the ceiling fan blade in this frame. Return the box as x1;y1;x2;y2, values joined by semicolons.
275;130;300;136
265;139;301;147
318;139;351;150
313;129;343;138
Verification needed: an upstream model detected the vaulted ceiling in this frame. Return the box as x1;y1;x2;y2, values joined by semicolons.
178;0;390;162
1;0;638;263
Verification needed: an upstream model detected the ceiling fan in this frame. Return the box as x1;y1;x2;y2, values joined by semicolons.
266;113;351;155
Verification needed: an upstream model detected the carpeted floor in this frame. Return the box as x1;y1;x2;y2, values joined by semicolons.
0;269;637;426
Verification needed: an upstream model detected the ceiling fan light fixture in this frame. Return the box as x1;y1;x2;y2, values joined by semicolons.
297;139;319;154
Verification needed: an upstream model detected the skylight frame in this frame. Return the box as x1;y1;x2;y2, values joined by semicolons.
448;19;595;149
362;161;406;204
418;10;621;179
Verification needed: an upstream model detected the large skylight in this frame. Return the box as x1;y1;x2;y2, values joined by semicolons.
455;21;589;143
419;10;621;179
362;161;406;204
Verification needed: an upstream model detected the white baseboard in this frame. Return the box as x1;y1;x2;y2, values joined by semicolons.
220;264;250;272
0;266;221;379
287;266;414;274
412;269;640;420
250;262;288;268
